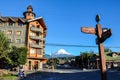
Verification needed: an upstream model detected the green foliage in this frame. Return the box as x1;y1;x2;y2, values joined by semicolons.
8;46;27;67
0;31;12;68
0;31;27;69
0;31;10;58
80;51;96;60
75;51;97;68
75;56;82;65
104;48;112;52
53;58;57;69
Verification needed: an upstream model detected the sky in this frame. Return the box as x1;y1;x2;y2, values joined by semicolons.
0;0;120;56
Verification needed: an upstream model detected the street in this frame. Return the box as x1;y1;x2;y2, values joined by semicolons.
23;69;120;80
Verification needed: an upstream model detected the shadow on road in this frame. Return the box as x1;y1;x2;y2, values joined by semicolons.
22;69;120;80
23;69;101;80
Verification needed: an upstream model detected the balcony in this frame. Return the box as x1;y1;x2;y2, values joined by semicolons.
30;43;43;48
31;27;43;33
30;36;45;41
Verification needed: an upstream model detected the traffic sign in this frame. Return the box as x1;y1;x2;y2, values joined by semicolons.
81;27;96;34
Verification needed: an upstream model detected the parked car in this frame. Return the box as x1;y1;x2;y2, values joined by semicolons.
63;64;71;68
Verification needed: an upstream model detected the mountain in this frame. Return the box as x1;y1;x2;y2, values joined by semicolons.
44;54;51;58
51;49;74;58
44;49;74;58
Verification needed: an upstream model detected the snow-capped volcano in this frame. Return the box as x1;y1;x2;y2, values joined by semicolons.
56;49;71;55
51;49;74;58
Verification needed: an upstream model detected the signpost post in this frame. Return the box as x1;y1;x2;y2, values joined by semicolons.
96;24;107;80
81;15;112;80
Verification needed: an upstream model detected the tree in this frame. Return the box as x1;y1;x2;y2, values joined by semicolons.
0;31;11;68
75;56;82;68
80;51;97;68
104;48;112;52
8;46;27;67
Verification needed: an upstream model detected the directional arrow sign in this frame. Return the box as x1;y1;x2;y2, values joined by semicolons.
100;29;112;43
81;27;96;34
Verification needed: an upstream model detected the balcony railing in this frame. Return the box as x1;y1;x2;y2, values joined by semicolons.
31;27;43;33
30;43;43;48
30;36;45;41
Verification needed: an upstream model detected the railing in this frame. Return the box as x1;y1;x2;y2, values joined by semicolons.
30;36;44;41
30;43;43;48
31;27;43;33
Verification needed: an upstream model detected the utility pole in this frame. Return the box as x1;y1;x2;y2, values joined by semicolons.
81;15;112;80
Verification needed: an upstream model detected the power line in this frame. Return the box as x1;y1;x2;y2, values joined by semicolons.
45;43;120;48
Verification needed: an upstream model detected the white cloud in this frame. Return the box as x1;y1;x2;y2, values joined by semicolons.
56;49;71;55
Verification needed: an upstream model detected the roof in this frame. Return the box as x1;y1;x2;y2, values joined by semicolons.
27;5;33;11
0;16;27;23
0;16;47;30
23;11;36;17
90;52;120;61
27;17;47;30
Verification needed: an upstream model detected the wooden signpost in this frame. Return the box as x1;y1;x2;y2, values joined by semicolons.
81;15;112;80
81;27;96;34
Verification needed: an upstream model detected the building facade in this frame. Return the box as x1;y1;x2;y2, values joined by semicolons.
0;5;47;70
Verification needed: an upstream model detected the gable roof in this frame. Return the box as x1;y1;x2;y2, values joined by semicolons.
27;17;47;30
0;16;27;23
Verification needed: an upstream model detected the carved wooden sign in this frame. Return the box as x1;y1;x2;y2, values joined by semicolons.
81;27;96;34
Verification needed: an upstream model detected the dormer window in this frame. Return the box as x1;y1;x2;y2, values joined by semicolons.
9;22;13;26
18;22;23;26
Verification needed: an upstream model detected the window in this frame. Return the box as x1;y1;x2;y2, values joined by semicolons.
0;22;2;27
37;25;39;28
16;39;21;43
30;48;35;54
37;49;41;54
16;31;22;36
7;30;12;35
4;22;8;26
9;22;13;26
36;22;39;24
18;22;23;26
28;13;30;16
31;25;35;28
30;32;35;36
8;39;11;43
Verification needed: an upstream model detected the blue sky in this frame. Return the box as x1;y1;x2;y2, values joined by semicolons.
0;0;120;56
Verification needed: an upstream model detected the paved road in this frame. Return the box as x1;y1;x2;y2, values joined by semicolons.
22;69;120;80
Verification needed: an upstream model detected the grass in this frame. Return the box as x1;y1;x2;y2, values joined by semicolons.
0;69;18;80
0;75;18;80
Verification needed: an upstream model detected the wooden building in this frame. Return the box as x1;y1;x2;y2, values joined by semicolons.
0;5;47;71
